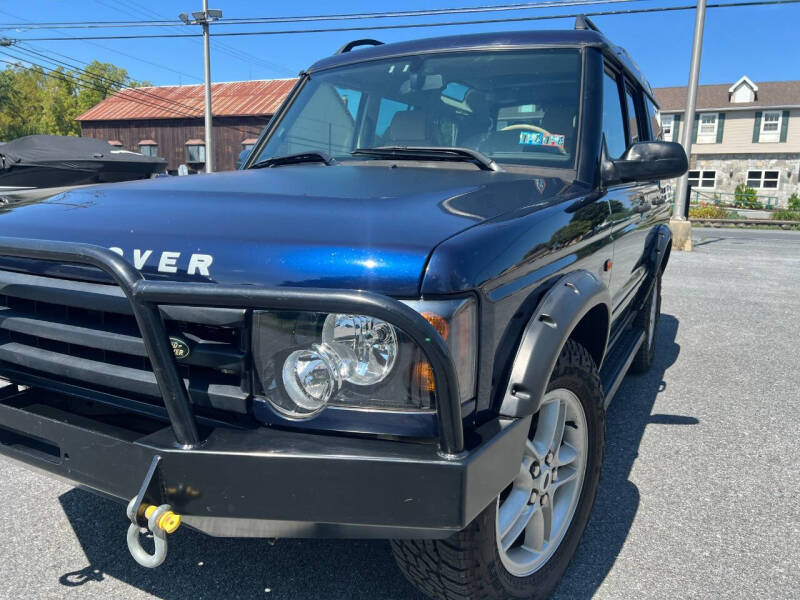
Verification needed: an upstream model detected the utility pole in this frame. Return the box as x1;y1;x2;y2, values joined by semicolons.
179;4;222;174
670;0;707;251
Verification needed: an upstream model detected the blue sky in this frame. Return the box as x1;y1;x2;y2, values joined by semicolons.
1;1;799;89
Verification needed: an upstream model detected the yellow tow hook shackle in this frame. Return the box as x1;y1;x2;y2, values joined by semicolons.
126;498;182;568
144;504;182;534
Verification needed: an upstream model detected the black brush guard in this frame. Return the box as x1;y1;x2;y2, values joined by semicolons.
0;236;529;538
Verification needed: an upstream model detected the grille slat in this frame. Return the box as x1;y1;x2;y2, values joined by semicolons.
0;306;245;372
0;268;250;415
0;269;247;326
0;342;248;413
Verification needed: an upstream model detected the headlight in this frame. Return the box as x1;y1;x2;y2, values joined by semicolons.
281;345;341;415
252;298;477;421
321;314;398;385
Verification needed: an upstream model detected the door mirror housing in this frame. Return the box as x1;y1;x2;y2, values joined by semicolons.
601;141;688;186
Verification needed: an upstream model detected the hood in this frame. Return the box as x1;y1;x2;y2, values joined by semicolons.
0;165;564;296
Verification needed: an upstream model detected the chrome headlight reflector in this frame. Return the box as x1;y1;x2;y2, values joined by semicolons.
281;344;342;417
252;298;477;421
321;314;398;386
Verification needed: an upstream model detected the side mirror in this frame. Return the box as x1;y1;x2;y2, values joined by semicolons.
601;141;688;186
236;148;251;170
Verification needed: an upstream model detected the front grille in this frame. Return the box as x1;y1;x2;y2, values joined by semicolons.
0;268;250;415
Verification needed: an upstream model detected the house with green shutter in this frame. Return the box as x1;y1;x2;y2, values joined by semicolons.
654;76;799;207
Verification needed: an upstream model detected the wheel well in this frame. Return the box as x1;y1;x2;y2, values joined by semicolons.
567;304;609;369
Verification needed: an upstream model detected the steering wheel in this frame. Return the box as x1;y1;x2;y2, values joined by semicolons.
500;123;567;155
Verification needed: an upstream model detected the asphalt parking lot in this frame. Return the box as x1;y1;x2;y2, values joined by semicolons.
0;227;798;600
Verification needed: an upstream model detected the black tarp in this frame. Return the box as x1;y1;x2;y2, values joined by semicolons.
0;135;165;169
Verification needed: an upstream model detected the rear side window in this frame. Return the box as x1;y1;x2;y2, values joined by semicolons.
644;96;662;140
625;88;640;144
602;71;627;159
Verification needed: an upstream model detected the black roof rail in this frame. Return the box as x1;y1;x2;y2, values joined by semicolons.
335;39;384;55
574;15;602;33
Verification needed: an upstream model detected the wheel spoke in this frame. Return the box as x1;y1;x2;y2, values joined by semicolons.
523;504;545;552
532;401;557;458
499;497;536;551
521;441;539;472
551;465;578;493
498;487;533;542
557;442;579;467
542;498;553;543
551;401;567;454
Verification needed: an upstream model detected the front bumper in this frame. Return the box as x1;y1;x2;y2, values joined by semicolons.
0;386;529;538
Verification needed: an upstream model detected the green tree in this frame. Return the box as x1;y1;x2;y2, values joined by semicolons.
788;193;800;211
0;59;149;141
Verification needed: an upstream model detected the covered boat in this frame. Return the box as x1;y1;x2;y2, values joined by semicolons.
0;135;166;192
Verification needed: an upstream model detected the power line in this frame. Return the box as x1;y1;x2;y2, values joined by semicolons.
6;0;799;41
0;49;203;120
11;45;205;116
1;46;270;138
86;0;293;76
0;0;650;29
0;8;201;82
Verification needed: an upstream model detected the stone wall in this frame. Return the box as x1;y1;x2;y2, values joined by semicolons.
687;153;800;207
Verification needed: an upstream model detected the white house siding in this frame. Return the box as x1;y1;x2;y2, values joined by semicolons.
691;109;800;155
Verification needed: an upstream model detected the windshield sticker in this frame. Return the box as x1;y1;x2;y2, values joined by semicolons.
519;132;565;147
534;178;547;193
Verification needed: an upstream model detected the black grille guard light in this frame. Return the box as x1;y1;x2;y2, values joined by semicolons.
0;237;465;457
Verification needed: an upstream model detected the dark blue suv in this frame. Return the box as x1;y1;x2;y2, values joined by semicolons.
0;18;686;600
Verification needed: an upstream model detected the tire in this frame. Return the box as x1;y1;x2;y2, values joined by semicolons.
629;273;662;374
391;340;605;600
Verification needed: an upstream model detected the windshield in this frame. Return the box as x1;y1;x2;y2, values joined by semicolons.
254;48;582;169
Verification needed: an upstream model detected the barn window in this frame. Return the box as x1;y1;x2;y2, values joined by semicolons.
185;139;206;163
139;140;158;157
242;137;258;152
108;140;123;147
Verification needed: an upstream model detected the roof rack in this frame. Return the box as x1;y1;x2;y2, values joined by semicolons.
574;15;602;33
335;39;384;55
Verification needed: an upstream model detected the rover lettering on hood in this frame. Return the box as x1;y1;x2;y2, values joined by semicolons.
108;247;213;276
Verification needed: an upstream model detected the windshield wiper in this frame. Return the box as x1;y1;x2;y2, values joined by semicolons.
249;151;337;169
352;146;500;172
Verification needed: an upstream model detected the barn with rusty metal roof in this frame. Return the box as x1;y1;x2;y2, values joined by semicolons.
77;79;297;173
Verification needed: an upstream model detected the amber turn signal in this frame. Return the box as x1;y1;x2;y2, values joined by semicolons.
413;360;436;393
422;312;449;341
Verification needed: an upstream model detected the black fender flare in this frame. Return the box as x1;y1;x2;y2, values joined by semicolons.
498;270;611;418
649;223;672;274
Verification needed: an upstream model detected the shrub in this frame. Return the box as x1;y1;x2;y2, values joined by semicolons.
771;210;800;221
788;193;800;211
733;184;760;208
689;205;731;219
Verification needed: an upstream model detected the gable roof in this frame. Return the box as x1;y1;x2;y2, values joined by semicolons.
76;78;297;121
654;79;800;112
728;75;757;94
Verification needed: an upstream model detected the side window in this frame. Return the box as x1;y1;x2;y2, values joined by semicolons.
644;96;662;140
625;87;640;144
602;70;627;159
